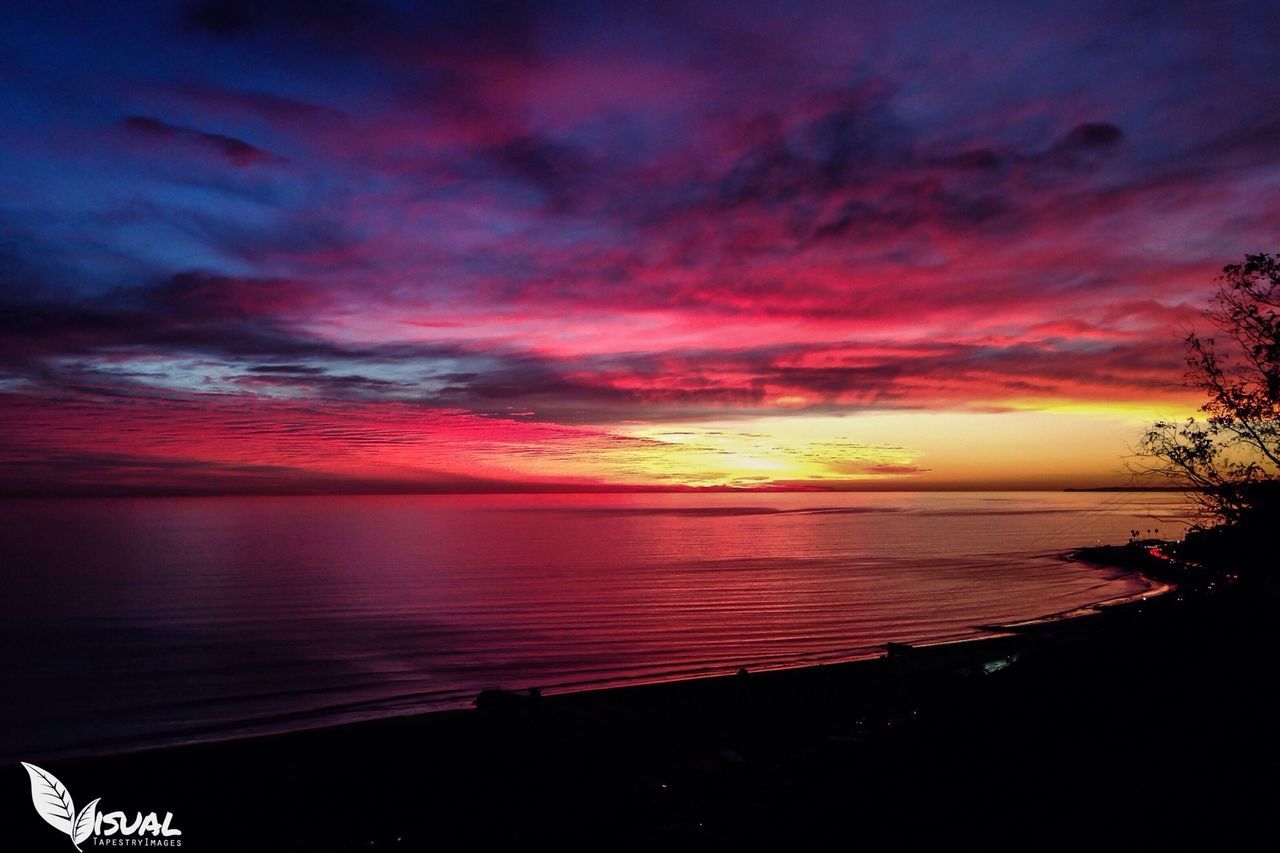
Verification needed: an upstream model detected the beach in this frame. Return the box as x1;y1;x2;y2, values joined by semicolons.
2;547;1272;850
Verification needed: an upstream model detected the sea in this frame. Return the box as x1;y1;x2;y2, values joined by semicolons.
0;490;1190;762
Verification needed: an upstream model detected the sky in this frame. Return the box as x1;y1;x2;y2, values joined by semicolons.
1;0;1279;495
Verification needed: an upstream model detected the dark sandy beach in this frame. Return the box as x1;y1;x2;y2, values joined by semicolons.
2;550;1274;851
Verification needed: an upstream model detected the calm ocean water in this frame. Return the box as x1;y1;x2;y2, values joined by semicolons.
0;491;1188;761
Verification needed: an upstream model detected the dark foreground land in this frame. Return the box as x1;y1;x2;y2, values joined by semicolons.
2;550;1276;851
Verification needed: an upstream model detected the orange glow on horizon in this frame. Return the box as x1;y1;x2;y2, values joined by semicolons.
0;392;1200;495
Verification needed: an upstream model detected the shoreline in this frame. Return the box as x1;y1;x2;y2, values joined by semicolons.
4;550;1168;767
7;546;1256;850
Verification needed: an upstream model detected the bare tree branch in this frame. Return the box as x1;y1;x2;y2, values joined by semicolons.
1132;253;1280;528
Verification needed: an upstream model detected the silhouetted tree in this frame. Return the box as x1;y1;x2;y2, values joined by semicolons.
1137;253;1280;527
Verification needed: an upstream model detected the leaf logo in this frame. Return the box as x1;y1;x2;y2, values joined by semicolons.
20;762;94;851
73;798;102;847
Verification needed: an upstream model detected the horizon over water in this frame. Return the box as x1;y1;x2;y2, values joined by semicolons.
0;490;1189;762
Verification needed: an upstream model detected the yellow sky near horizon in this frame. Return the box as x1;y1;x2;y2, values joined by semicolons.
614;403;1200;489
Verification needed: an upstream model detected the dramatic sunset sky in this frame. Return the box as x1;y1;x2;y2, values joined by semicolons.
2;1;1278;495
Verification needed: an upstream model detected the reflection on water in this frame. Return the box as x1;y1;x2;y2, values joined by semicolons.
0;491;1187;760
